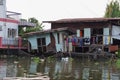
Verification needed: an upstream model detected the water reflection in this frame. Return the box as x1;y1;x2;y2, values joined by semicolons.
0;60;7;78
0;56;120;80
29;61;37;74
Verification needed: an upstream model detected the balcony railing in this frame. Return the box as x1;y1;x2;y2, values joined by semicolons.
2;38;18;45
0;37;28;49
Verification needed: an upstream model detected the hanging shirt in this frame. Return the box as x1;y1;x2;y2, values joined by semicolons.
66;38;69;47
68;38;71;43
72;37;76;46
79;38;83;47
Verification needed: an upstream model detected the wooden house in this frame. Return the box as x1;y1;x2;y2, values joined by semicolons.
43;18;120;53
25;27;74;54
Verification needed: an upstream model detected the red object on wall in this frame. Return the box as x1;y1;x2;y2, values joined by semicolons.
80;31;83;37
109;45;118;52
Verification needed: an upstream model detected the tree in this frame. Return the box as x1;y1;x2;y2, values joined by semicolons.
104;0;120;18
19;18;44;36
25;17;44;33
18;19;27;36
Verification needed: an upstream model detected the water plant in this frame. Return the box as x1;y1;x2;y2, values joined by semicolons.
32;57;41;63
116;59;120;69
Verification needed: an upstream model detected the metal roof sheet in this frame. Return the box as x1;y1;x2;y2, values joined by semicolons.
19;20;36;27
25;27;74;36
43;18;120;23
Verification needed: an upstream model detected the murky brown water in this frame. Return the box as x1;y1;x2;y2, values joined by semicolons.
0;55;120;80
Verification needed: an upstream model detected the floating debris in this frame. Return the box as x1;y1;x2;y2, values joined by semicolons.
3;76;50;80
3;73;50;80
14;61;19;64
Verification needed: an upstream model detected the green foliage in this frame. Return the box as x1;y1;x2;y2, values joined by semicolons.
18;19;27;36
117;49;120;57
116;59;120;69
25;17;44;33
104;0;120;18
19;17;44;37
47;56;56;63
32;57;41;63
19;27;24;36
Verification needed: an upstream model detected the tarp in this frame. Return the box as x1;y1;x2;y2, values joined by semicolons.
112;25;120;40
103;28;110;45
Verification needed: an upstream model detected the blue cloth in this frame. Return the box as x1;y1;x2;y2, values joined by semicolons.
96;36;98;43
73;37;78;43
68;38;71;43
79;38;83;47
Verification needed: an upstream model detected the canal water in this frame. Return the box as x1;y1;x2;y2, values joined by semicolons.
0;55;120;80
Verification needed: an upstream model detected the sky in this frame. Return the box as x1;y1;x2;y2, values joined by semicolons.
6;0;112;29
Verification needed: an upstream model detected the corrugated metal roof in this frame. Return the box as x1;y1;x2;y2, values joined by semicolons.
43;18;120;23
25;27;74;36
19;20;36;27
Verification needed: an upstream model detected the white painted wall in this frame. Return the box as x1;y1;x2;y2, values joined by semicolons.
0;0;6;18
28;33;51;50
28;31;67;52
53;32;64;52
0;0;19;46
2;22;18;38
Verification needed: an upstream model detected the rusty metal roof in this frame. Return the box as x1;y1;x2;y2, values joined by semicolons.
43;18;120;23
25;27;74;36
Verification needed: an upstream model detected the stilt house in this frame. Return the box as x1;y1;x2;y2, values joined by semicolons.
25;27;74;54
43;18;120;53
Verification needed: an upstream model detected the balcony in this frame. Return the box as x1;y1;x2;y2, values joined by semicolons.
2;38;18;45
0;37;28;49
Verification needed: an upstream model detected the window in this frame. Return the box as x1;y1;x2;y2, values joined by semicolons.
42;38;46;45
37;38;46;52
12;29;17;37
8;28;17;38
8;28;11;38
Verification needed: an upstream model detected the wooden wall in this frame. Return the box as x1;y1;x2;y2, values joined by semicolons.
51;22;110;31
